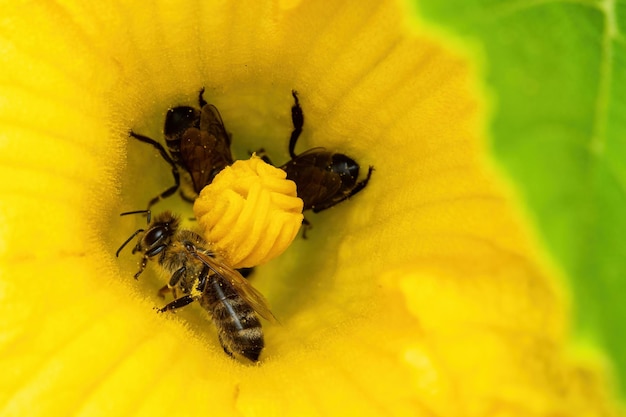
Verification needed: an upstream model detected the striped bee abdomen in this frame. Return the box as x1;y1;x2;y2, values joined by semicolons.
202;273;264;362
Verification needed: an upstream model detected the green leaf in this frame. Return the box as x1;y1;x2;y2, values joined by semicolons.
417;0;626;396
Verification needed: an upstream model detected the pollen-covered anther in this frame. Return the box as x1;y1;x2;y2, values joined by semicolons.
193;155;304;268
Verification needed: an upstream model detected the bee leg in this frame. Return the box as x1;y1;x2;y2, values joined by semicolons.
158;267;186;298
133;255;149;279
198;87;207;108
157;294;196;313
300;217;312;239
169;266;185;287
311;166;374;213
157;285;170;299
178;189;196;203
252;148;274;165
129;131;181;209
288;90;304;159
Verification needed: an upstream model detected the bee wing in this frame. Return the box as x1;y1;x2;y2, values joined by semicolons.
293;146;327;157
179;105;234;193
192;250;277;323
281;148;343;208
180;128;219;193
200;104;231;149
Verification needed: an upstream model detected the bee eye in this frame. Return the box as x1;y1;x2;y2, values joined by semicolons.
144;225;166;246
164;106;200;136
330;154;359;183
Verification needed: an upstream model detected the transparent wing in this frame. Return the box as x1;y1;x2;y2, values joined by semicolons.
200;104;231;148
199;104;233;169
190;249;277;322
179;104;234;193
180;128;218;193
280;147;342;209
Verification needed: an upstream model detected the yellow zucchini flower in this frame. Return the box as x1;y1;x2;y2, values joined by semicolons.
0;0;621;416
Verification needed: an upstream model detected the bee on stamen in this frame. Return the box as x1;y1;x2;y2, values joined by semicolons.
130;88;234;209
259;91;374;236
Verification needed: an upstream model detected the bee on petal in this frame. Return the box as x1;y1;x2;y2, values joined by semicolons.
259;91;374;236
117;210;275;362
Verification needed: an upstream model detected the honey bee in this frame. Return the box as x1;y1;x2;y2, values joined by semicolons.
258;91;373;235
282;91;374;212
130;88;234;209
116;210;275;362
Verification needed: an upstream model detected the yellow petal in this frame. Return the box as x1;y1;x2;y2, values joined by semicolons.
0;0;620;416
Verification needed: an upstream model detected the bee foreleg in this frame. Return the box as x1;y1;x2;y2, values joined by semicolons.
129;131;181;209
157;295;196;313
288;90;304;159
134;255;149;279
198;87;207;108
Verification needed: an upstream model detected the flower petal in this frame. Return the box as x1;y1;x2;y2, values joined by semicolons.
0;0;620;416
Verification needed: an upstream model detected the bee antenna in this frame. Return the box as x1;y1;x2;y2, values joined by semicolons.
116;228;145;257
120;209;152;223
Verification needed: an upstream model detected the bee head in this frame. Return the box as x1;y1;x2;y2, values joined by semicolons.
329;153;360;188
116;210;180;258
134;211;180;257
164;106;201;139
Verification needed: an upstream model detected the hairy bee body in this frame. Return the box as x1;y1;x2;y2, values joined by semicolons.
130;88;234;209
118;211;269;362
281;91;373;213
198;271;263;360
257;91;373;235
280;147;372;213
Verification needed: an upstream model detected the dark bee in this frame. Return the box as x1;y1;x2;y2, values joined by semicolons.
258;92;373;235
130;88;233;209
116;211;275;362
281;91;374;213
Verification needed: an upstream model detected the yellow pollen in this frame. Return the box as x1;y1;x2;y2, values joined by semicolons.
193;155;304;268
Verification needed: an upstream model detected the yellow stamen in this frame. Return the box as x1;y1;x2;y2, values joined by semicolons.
193;155;304;268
